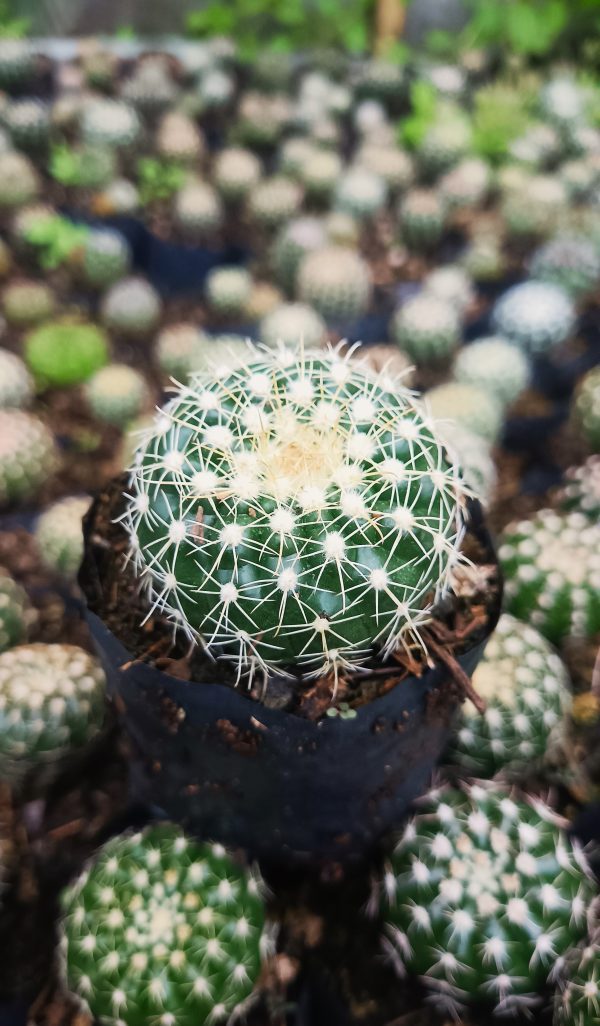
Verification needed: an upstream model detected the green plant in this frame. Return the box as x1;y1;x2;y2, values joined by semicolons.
0;410;58;507
49;143;116;190
81;99;141;150
423;265;474;315
124;346;470;681
399;80;438;150
376;780;595;1015
448;613;570;776
427;381;503;445
334;166;388;220
558;457;600;521
213;147;262;202
85;364;150;427
0;566;30;654
25;321;109;389
248;176;303;231
472;83;532;163
35;496;91;579
0;8;30;42
271;216;328;294
4;98;49;151
440;158;492;210
137;157;186;206
492;281;576;354
62;824;267;1026
23;215;90;272
174;179;224;238
392;294;460;366
453;337;530;409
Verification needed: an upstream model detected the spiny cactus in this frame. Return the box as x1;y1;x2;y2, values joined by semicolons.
560;158;597;201
540;76;588;130
174;179;223;238
555;941;600;1025
461;232;506;283
25;320;109;388
438;423;497;508
509;122;561;169
0;567;31;654
101;278;162;339
377;781;595;1017
156;111;205;165
121;57;178;115
448;614;571;777
0;40;34;90
530;236;600;299
205;267;253;318
0;410;58;507
392;294;460;365
427;382;503;446
213;147;261;202
356;144;414;193
35;496;91;579
81;99;141;150
356;59;405;104
85;364;150;428
399;188;446;251
155;324;211;381
297;246;372;324
2;279;56;328
82;229;131;289
423;265;474;315
491;281;576;355
245;282;283;322
439;158;491;211
500;510;600;644
124;345;470;681
236;91;289;147
0;151;39;208
62;824;268;1026
574;367;600;451
96;177;141;216
278;136;315;177
4;98;49;153
248;176;303;231
453;337;530;409
199;67;236;109
0;350;33;409
259;303;327;350
0;643;105;778
271;216;328;293
334;166;388;221
502;175;567;240
299;148;342;201
418;109;472;177
559;457;600;521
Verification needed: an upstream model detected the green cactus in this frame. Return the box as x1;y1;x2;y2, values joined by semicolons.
3;98;50;152
101;278;162;339
0;151;38;208
418;107;472;177
213;147;262;202
0;410;58;507
438;423;497;508
35;496;91;579
509;123;561;170
271;216;328;294
334;166;388;221
0;643;106;779
205;267;253;318
461;231;506;283
0;567;31;654
174;179;224;238
0;350;33;409
25;320;109;389
427;382;503;445
259;303;327;351
356;60;405;104
500;510;600;645
248;176;303;231
0;40;34;90
124;345;470;680
453;337;530;409
555;941;600;1026
297;246;372;323
85;364;150;428
62;824;267;1026
278;136;315;177
574;367;600;451
448;614;571;777
81;99;141;150
392;294;460;365
398;188;446;251
2;279;56;328
155;324;212;381
377;781;594;1016
491;282;576;355
559;457;600;521
198;68;236;109
530;236;600;299
49;143;117;190
82;230;131;289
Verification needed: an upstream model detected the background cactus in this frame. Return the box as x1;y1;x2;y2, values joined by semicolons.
25;320;109;388
271;216;328;293
299;148;342;201
0;567;31;654
438;423;497;508
35;496;91;579
0;151;39;209
398;188;446;251
0;40;34;90
377;780;595;1015
574;367;600;450
81;99;141;150
4;98;49;152
2;279;56;327
85;364;150;427
125;346;470;681
530;235;600;298
174;179;224;238
213;147;262;201
453;337;530;409
334;166;388;220
259;303;327;350
248;176;303;231
155;324;212;381
500;510;600;644
101;278;162;338
0;410;58;507
423;265;474;315
558;457;600;520
427;382;503;445
491;281;576;355
297;246;372;323
205;267;253;318
62;824;267;1026
392;294;460;365
82;229;131;289
357;144;414;194
448;614;571;777
0;350;33;409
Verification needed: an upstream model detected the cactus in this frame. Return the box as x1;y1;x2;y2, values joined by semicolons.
96;178;141;217
555;941;600;1026
491;282;576;355
245;282;283;322
25;321;109;388
271;216;328;293
101;278;162;339
81;99;141;150
356;60;405;104
0;350;33;409
0;410;58;507
439;158;491;210
278;136;315;177
325;210;360;247
438;423;497;508
418;108;472;177
259;303;327;350
334;167;388;221
423;265;474;315
236;91;289;147
356;144;414;193
398;188;446;251
205;267;253;318
574;367;600;451
0;643;105;778
85;364;150;428
560;159;597;201
427;382;503;445
392;295;460;365
121;57;178;115
299;149;343;201
156;111;204;165
559;456;600;521
530;236;600;299
0;40;34;90
61;824;267;1026
502;175;567;240
199;68;236;109
377;780;595;1016
509;122;561;170
124;345;470;681
540;76;588;130
453;337;530;409
174;179;223;238
155;324;212;381
4;98;49;152
0;567;31;654
248;176;303;231
500;510;600;644
2;279;56;328
35;496;91;579
213;147;261;202
448;614;571;777
82;229;131;289
0;151;39;208
461;232;506;283
297;246;372;324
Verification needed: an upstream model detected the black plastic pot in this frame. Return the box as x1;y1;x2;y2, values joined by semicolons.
79;498;501;866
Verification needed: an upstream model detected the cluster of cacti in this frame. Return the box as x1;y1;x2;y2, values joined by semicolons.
155;323;211;380
0;410;58;507
25;320;109;388
35;496;91;579
558;457;600;521
491;281;576;355
259;302;327;350
392;294;460;365
0;567;31;654
530;236;600;298
62;824;267;1026
377;780;595;1015
453;337;530;409
398;188;446;250
448;614;571;776
205;266;253;317
101;278;162;338
85;364;150;427
124;345;470;679
427;381;503;445
500;510;600;644
0;350;33;409
297;246;372;323
82;229;131;288
2;279;56;327
574;367;600;450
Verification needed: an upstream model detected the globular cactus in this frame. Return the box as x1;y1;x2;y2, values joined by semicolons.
392;294;460;365
245;282;283;322
424;63;466;100
121;57;178;116
0;643;105;779
0;567;31;654
248;176;303;232
271;216;328;293
174;179;223;238
540;76;588;131
0;350;33;409
398;188;446;251
0;410;58;507
500;510;600;644
259;303;327;350
356;59;406;104
438;423;497;508
555;941;600;1026
85;364;150;428
278;136;315;177
297;246;372;324
82;229;131;289
325;210;360;247
62;824;268;1026
491;281;576;355
298;148;343;202
509;122;561;170
2;279;56;328
448;614;571;777
574;367;600;451
235;91;289;148
558;457;600;521
427;382;503;446
4;98;49;151
124;346;470;681
453;337;530;409
101;278;162;339
356;144;414;194
530;236;600;299
377;780;595;1016
205;267;253;318
560;158;597;201
156;111;204;165
213;147;262;202
0;40;34;90
81;99;141;150
35;496;91;579
25;320;109;388
461;232;506;283
439;158;492;211
96;177;141;216
418;108;472;177
199;67;236;109
423;265;474;316
502;175;567;240
334;166;388;221
155;323;211;381
0;151;39;209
